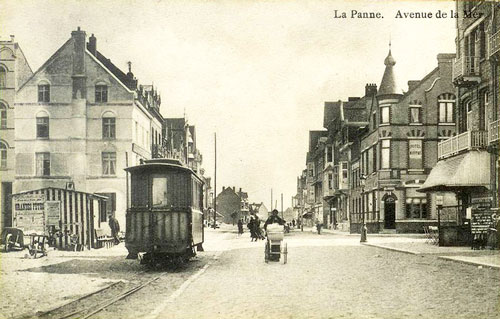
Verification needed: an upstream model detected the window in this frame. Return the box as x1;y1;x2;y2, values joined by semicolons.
341;162;348;179
0;66;6;87
0;143;6;168
328;173;333;190
36;116;49;138
95;84;108;103
405;197;427;219
372;112;377;129
0;103;6;129
381;140;390;169
479;90;488;130
102;117;116;139
38;84;50;102
409;106;421;123
152;176;168;207
380;105;390;124
408;140;423;169
326;145;333;163
36;152;50;176
372;144;377;172
438;94;455;123
102;152;116;176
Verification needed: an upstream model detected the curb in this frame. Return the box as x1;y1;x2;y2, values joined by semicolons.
362;243;420;255
437;256;500;269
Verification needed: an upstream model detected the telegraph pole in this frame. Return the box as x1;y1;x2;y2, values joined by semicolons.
281;193;284;218
271;188;273;211
213;132;217;228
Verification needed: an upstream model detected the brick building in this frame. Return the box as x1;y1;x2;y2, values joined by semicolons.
0;36;33;232
421;1;500;230
216;186;249;224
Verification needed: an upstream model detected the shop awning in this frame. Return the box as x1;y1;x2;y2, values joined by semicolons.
418;151;490;193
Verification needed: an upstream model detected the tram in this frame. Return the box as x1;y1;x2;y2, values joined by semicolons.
124;158;204;265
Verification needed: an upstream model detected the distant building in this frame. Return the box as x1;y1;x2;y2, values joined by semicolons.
14;28;164;227
249;202;268;220
0;35;33;232
216;186;249;224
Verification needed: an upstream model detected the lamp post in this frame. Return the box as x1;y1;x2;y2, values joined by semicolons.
360;174;367;243
436;195;443;246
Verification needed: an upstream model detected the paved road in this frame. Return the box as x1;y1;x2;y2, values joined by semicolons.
156;230;500;319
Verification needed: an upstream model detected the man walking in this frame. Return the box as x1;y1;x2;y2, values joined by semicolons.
108;213;120;245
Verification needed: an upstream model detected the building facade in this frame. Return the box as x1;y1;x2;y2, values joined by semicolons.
0;35;33;232
421;1;500;232
14;28;163;227
216;186;249;224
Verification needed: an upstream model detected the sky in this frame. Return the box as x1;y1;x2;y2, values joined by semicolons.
0;0;456;210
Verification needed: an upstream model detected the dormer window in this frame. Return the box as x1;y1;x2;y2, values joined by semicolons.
409;104;422;124
95;84;108;103
38;84;50;102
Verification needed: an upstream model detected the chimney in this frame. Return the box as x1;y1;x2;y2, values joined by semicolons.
407;81;420;92
365;83;377;96
348;97;360;102
232;186;235;192
126;61;138;90
239;188;242;193
9;35;14;42
222;186;225;191
71;27;87;99
87;33;96;56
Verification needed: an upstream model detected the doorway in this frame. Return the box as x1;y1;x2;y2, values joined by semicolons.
384;196;396;229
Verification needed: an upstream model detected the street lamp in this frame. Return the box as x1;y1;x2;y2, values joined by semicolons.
360;174;367;243
436;195;443;246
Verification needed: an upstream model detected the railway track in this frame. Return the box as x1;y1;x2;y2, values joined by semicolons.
35;273;165;319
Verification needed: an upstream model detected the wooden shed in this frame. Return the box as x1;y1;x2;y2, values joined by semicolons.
11;187;107;250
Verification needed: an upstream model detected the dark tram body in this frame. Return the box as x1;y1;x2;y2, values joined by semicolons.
124;159;204;264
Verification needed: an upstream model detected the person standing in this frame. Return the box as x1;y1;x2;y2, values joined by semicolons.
237;218;244;236
247;215;257;241
108;213;120;245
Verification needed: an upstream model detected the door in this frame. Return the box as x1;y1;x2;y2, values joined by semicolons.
384;201;396;229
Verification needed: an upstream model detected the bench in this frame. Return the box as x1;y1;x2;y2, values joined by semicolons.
95;229;115;248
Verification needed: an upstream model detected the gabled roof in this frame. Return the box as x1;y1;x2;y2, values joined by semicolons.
308;130;327;152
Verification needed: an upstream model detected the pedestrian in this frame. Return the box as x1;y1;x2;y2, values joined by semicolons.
254;215;265;240
247;215;257;241
315;218;322;235
292;219;296;227
237;218;244;236
108;213;120;245
264;209;285;231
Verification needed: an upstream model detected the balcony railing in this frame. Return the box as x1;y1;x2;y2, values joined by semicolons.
490;30;500;57
489;119;500;144
453;56;481;84
438;130;488;159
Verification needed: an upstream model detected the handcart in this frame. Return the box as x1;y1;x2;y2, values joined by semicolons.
27;232;48;258
264;223;287;264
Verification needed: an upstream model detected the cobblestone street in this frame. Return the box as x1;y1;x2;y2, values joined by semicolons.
157;228;500;319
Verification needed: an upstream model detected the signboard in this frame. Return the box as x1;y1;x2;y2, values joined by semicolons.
13;194;46;233
471;197;492;208
45;201;61;226
409;140;422;159
471;210;494;235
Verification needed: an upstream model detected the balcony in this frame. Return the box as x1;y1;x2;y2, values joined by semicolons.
452;56;481;86
438;130;488;160
489;119;500;144
490;30;500;57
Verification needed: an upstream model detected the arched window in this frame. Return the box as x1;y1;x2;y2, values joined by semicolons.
438;93;455;124
0;66;6;88
95;83;108;103
38;82;50;102
36;113;49;138
0;103;6;129
102;111;115;139
0;142;7;168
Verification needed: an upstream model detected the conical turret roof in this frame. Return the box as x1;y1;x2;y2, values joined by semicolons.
377;48;401;97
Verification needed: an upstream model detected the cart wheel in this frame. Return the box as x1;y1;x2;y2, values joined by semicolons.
264;241;270;263
281;242;287;264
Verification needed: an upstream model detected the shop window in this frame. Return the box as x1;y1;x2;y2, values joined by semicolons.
102;152;116;176
405;197;427;219
36;152;50;176
38;84;50;102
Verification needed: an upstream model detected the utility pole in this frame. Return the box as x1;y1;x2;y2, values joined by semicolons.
213;132;217;228
271;188;273;211
281;193;284;218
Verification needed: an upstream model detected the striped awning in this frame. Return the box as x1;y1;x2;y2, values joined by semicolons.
418;151;490;193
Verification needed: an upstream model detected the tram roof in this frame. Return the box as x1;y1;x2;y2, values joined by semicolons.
124;159;204;183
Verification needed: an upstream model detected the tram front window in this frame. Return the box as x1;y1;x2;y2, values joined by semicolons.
152;176;168;207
